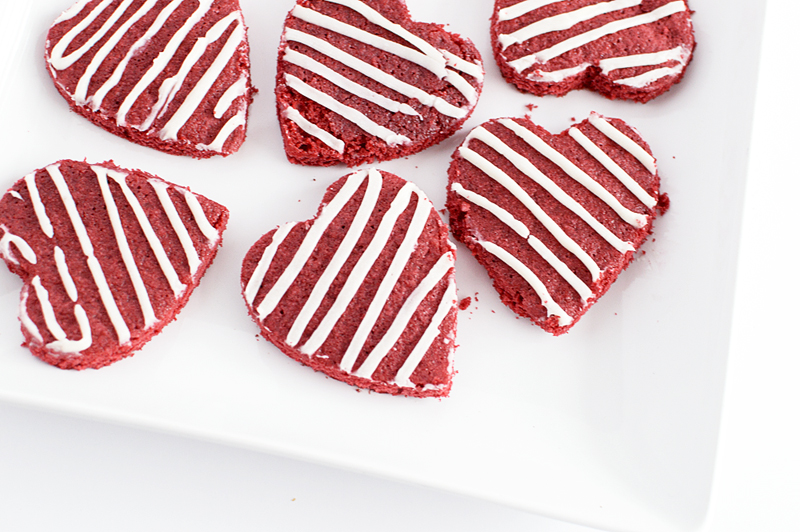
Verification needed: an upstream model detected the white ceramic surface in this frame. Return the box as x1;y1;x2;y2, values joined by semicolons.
0;2;765;532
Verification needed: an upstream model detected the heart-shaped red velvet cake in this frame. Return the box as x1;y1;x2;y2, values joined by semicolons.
45;0;255;157
276;0;484;166
242;169;457;397
447;113;668;334
0;160;229;369
491;0;695;102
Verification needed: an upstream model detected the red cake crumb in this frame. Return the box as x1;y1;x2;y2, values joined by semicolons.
0;160;228;369
242;168;457;397
447;113;666;334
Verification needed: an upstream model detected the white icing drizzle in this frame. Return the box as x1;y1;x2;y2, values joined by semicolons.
53;246;79;302
392;280;456;388
283;48;419;117
478;240;572;326
528;62;590;82
197;109;246;152
450;183;592;301
568;127;657;208
117;0;214;127
440;49;484;81
214;73;249;119
181;189;220;247
284;73;411;147
284;28;467;119
243;222;299;306
498;0;561;22
598;44;689;74
160;12;245;141
498;118;648;229
286;169;383;347
19;287;44;344
149;179;201;276
301;182;425;359
589;112;656;174
24;173;54;238
255;170;368;320
468;124;636;251
507;1;688;72
94;166;158;329
74;0;158;104
7;190;23;200
0;225;37;265
49;0;126;70
283;106;345;153
91;0;185;111
31;276;68;342
353;251;454;379
458;145;602;281
46;304;92;354
500;0;642;50
613;65;682;87
46;164;131;345
105;170;186;297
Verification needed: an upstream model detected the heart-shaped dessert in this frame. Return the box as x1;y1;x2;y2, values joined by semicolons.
45;0;255;157
447;113;668;334
491;0;695;102
0;160;229;369
276;0;484;166
242;168;457;397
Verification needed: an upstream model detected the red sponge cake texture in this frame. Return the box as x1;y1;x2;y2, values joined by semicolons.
0;160;229;369
242;169;457;397
447;113;668;335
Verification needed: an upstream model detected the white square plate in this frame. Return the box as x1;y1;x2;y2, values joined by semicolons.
0;1;765;531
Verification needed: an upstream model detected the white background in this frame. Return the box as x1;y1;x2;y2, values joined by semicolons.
1;0;798;531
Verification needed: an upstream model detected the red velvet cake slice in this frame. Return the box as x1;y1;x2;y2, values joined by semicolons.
276;0;484;166
0;160;229;369
491;0;695;102
45;0;255;157
242;169;457;397
447;113;668;334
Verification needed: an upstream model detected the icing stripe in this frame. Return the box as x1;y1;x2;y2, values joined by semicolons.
598;45;689;74
392;280;456;388
468;125;636;251
197;109;246;152
0;226;37;265
47;164;131;345
478;240;572;326
508;1;688;72
117;0;214;127
450;183;593;301
613;65;682;87
19;287;44;344
46;304;92;354
24;173;54;238
53;246;78;302
31;276;92;354
284;74;411;147
301;183;423;359
106;171;186;297
7;191;23;200
149;179;201;276
182;189;220;246
568;127;657;208
500;0;642;50
31;276;69;342
94;166;158;329
244;222;299;306
498;0;561;21
49;0;125;70
498;118;648;228
589;113;656;174
92;0;185;111
285;28;467;119
283;48;419;116
214;74;249;119
353;251;454;379
458;145;602;280
527;62;590;82
286;169;383;347
255;171;368;320
283;106;345;153
74;0;158;104
160;12;245;141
